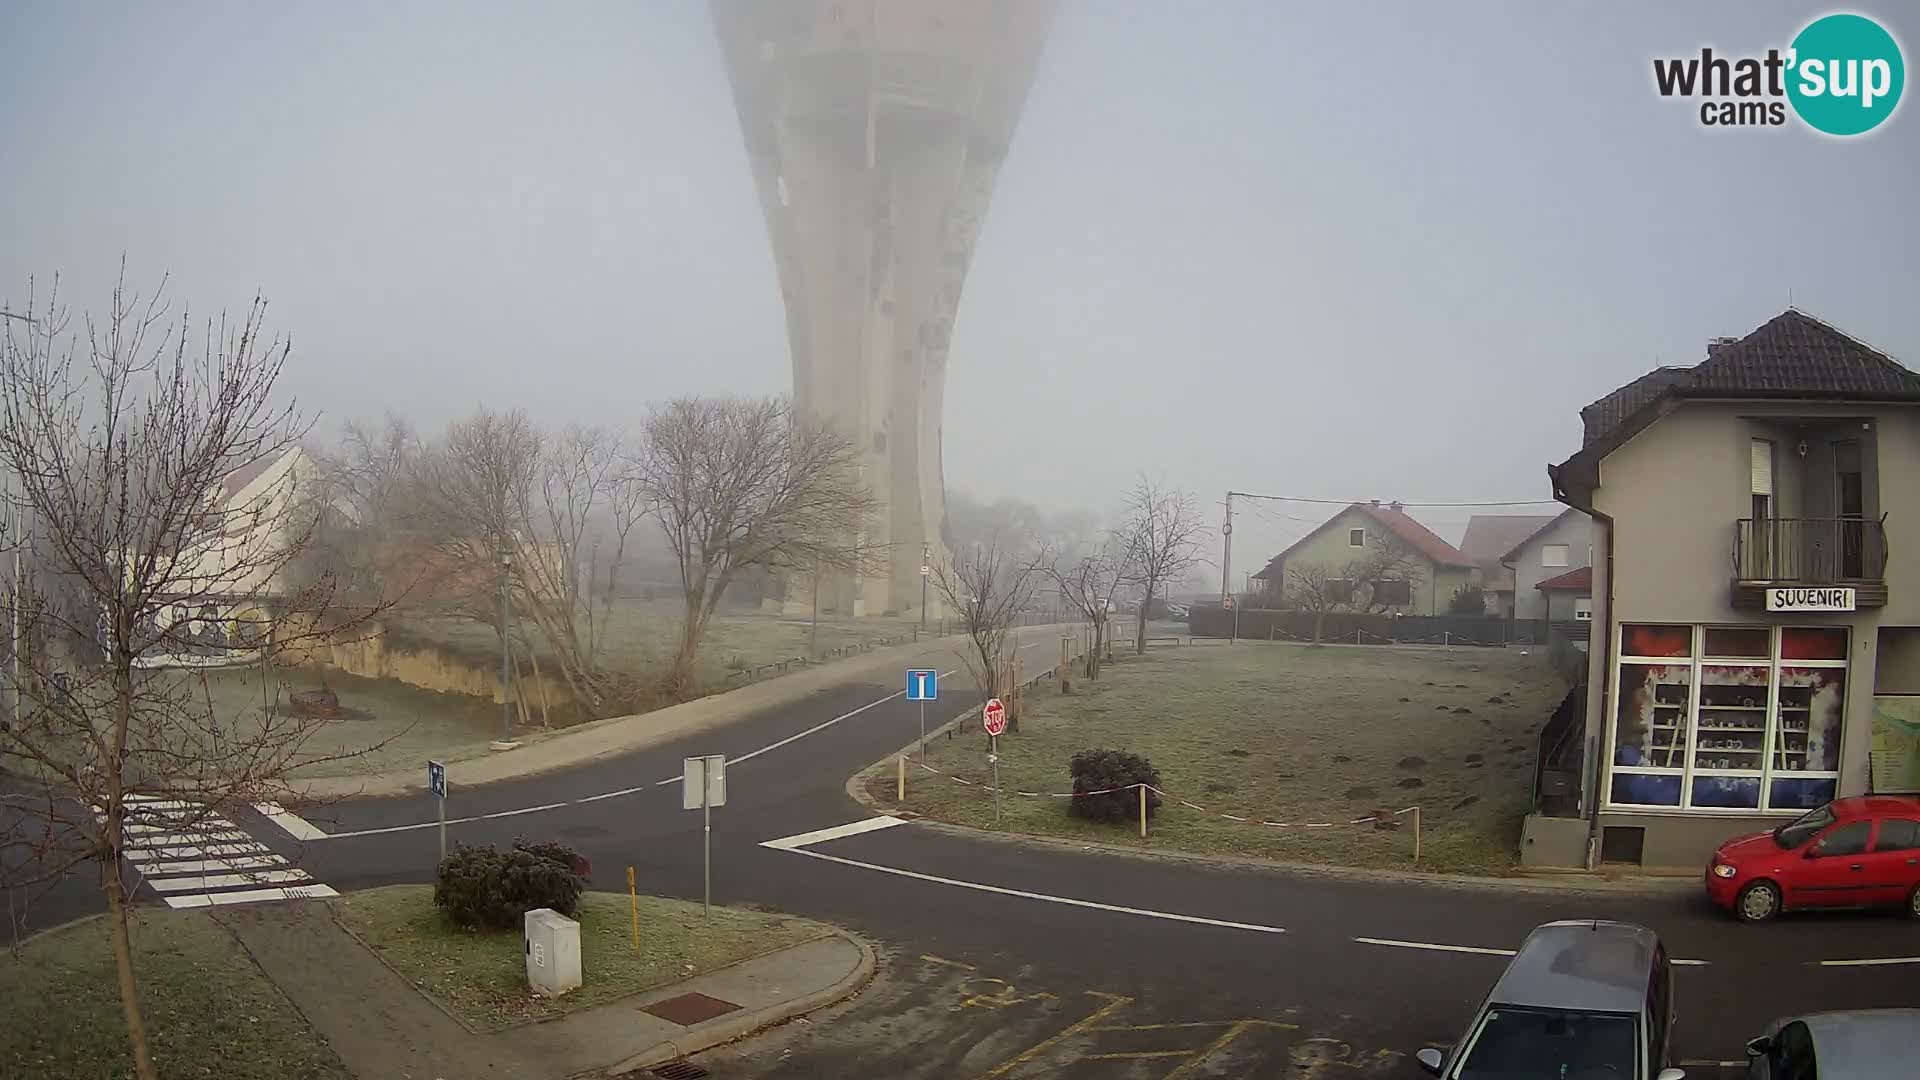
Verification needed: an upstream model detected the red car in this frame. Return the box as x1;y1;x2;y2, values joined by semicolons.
1707;795;1920;922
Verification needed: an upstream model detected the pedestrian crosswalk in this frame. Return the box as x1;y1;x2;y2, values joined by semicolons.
106;795;339;909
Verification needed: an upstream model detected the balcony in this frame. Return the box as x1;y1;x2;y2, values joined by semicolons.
1732;517;1888;609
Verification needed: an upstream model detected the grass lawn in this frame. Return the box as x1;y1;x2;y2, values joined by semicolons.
333;885;836;1031
876;642;1572;876
0;912;348;1080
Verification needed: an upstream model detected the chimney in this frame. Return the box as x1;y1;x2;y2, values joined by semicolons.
1707;336;1739;358
1368;500;1380;509
1389;501;1404;513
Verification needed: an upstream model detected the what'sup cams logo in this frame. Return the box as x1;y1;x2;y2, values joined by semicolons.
1654;12;1905;136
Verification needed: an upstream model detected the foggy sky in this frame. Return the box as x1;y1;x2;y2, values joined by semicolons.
3;1;1916;585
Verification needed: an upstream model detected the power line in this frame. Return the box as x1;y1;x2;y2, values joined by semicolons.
1226;490;1561;509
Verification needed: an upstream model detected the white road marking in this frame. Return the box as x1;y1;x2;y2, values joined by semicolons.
1356;936;1709;966
164;884;339;909
125;843;260;862
765;842;1286;935
763;815;909;850
124;831;250;848
316;675;958;838
254;802;329;841
1817;956;1920;967
146;869;314;891
1354;936;1516;957
125;819;235;834
143;853;288;876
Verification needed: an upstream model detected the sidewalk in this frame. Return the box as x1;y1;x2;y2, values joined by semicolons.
220;899;874;1080
291;622;1082;801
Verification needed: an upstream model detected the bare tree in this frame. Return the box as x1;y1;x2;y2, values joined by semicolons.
1346;529;1426;615
1042;534;1132;680
635;395;878;699
0;273;387;1080
929;536;1039;719
1282;562;1352;645
1118;478;1205;654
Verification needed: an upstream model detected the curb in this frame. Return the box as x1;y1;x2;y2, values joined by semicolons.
598;932;877;1077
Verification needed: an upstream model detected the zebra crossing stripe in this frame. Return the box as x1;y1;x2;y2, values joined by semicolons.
142;853;288;876
164;884;339;909
147;869;313;892
125;843;262;862
128;830;251;847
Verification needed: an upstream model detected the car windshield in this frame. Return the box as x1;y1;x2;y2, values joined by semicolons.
1775;806;1837;849
1455;1005;1638;1080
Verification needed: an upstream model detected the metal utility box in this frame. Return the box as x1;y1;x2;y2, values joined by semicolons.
524;907;581;997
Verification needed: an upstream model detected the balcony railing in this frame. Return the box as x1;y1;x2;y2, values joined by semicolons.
1734;517;1887;583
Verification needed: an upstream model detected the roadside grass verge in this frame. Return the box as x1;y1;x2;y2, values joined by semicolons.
0;911;348;1080
333;885;835;1031
875;642;1568;876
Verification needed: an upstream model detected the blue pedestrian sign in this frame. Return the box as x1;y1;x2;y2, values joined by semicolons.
427;759;446;799
906;669;938;701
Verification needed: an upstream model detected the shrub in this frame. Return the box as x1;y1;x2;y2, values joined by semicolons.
1066;749;1162;824
433;838;591;930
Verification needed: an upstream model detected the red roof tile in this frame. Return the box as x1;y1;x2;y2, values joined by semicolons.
1535;566;1592;592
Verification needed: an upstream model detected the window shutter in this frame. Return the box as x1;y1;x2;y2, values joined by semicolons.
1750;439;1774;496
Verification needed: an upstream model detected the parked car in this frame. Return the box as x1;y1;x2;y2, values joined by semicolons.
1743;1010;1920;1078
1416;920;1683;1080
1705;795;1920;922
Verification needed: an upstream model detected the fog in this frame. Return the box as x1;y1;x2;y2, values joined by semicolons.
3;0;1915;588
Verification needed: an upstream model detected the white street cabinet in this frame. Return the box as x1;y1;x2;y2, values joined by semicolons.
524;907;581;997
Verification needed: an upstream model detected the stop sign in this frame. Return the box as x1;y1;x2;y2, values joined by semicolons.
982;697;1007;736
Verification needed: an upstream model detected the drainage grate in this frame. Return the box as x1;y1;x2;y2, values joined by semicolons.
651;1062;709;1080
642;991;743;1026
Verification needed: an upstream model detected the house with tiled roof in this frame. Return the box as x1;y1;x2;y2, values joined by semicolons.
1531;309;1920;871
1459;514;1557;618
1251;500;1477;616
1497;508;1594;624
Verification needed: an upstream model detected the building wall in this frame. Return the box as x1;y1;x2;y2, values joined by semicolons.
1543;591;1589;622
1509;512;1593;622
1578;401;1920;867
1271;508;1462;616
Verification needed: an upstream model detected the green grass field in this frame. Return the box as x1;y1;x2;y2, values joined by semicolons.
0;912;347;1080
876;642;1570;876
333;886;835;1031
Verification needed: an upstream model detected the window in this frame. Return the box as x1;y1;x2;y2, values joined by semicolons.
1873;819;1920;852
1453;1006;1637;1080
1542;544;1570;568
1372;579;1411;607
1813;820;1872;857
1573;598;1592;621
1326;578;1354;603
1608;624;1846;813
1348;528;1366;548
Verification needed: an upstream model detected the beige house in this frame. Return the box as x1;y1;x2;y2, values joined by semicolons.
1534;310;1920;869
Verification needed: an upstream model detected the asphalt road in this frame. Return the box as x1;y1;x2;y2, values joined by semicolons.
22;633;1920;1076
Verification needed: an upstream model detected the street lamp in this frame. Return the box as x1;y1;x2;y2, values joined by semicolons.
919;542;930;630
499;551;513;744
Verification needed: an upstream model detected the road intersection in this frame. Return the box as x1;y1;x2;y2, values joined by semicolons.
43;633;1920;1075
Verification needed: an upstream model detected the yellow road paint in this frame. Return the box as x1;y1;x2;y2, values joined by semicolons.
919;954;976;971
980;992;1132;1077
955;976;1058;1010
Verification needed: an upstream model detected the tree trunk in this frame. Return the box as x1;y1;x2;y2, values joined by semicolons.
527;646;554;728
1135;598;1148;655
665;608;705;700
105;846;160;1080
510;646;533;730
1312;610;1325;645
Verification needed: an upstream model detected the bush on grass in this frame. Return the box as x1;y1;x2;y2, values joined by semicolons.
434;838;591;930
1066;749;1162;825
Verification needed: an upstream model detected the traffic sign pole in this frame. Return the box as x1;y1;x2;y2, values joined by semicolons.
428;760;448;863
919;699;926;760
990;733;1001;825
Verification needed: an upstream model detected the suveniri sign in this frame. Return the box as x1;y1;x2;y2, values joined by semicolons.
1767;587;1857;612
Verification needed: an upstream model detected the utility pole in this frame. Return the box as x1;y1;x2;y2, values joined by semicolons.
1221;491;1234;646
810;561;819;658
499;551;514;744
919;541;929;631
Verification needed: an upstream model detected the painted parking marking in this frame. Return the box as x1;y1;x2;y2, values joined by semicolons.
314;673;957;839
763;838;1287;935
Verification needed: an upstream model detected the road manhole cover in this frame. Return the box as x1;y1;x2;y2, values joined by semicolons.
642;991;742;1026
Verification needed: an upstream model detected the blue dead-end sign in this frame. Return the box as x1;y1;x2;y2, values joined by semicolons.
428;759;446;799
907;669;938;701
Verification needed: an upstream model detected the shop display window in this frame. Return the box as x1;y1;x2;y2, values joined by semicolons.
1608;624;1847;813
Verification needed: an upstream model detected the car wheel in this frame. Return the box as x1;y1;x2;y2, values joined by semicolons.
1907;884;1920;920
1736;880;1781;922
